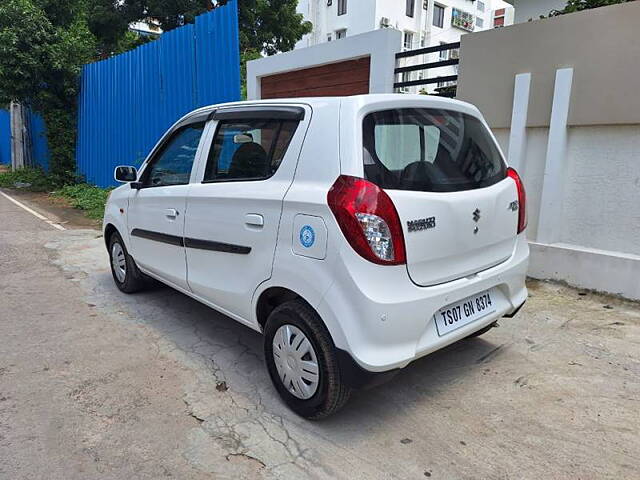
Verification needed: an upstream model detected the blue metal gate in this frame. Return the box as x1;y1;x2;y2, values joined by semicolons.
75;2;240;187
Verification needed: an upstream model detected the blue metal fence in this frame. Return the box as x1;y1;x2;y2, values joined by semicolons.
0;110;9;166
76;2;240;187
29;112;50;171
0;108;50;170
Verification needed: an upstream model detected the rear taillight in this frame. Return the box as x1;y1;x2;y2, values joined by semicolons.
507;167;527;234
327;175;406;265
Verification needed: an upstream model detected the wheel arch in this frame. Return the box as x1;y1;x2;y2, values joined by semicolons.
255;286;315;332
104;223;119;248
103;222;133;254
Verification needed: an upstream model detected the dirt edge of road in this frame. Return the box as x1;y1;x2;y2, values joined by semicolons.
0;187;100;229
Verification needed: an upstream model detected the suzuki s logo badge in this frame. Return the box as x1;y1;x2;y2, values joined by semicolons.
509;200;519;212
407;216;436;232
473;208;481;222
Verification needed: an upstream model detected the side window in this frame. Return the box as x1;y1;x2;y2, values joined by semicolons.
143;123;205;187
203;119;298;182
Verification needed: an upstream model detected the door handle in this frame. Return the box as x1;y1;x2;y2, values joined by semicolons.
245;214;264;227
165;208;179;219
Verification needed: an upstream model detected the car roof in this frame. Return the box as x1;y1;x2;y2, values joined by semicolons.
179;94;481;125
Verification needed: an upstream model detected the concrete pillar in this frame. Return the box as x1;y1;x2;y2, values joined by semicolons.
507;72;531;173
536;67;573;244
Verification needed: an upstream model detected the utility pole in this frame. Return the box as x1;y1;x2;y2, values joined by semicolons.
9;101;33;170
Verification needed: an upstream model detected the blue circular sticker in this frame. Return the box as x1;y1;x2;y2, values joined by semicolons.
299;225;315;248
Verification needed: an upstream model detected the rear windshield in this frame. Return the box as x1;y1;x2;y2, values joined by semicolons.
363;108;506;192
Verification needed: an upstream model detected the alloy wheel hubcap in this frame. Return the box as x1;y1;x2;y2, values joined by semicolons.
272;324;320;399
111;242;127;283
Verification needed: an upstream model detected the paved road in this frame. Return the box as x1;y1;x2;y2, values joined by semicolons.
1;190;639;479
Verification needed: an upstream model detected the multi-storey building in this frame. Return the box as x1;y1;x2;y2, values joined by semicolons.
295;0;514;93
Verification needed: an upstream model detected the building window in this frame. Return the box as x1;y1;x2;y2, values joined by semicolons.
338;0;347;16
494;8;506;28
477;1;485;12
476;17;484;28
439;42;449;60
420;33;426;47
403;31;414;51
327;33;332;42
433;4;445;28
406;0;415;17
336;29;347;39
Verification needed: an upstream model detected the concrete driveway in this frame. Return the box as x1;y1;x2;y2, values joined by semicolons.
1;190;639;479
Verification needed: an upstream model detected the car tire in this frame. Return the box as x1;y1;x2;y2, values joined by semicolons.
465;321;498;339
264;299;352;420
108;231;147;294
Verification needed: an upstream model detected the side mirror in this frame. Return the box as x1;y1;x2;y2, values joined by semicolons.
114;165;138;183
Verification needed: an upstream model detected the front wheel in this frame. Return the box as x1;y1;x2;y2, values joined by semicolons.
108;232;147;293
263;300;351;419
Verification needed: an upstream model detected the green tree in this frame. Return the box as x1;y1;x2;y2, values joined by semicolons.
0;0;96;180
216;0;313;97
0;0;310;180
221;0;312;56
87;0;151;57
554;0;633;15
90;0;311;59
117;0;312;95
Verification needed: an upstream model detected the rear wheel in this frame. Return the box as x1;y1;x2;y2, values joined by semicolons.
465;321;498;339
264;300;351;419
108;232;147;293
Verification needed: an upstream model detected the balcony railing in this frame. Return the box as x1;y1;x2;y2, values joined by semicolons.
394;41;460;97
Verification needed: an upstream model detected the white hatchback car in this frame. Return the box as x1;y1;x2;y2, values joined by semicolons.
104;94;529;418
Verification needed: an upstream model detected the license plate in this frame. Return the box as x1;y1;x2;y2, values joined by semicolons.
434;289;497;336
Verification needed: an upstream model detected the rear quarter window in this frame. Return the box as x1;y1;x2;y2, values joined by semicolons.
363;108;505;192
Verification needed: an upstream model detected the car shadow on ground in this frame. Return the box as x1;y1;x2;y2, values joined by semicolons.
98;272;502;429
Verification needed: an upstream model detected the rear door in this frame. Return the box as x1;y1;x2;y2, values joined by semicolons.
362;108;519;286
127;122;206;289
184;106;308;322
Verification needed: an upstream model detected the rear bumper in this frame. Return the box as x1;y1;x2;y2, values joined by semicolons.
336;348;400;389
504;298;526;318
318;234;530;373
337;297;525;389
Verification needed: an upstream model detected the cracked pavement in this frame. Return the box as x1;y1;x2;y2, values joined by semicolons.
1;191;639;479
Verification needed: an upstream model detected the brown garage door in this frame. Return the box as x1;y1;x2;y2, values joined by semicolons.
260;57;370;99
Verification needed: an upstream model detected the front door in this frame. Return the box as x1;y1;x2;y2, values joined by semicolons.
127;122;206;290
184;106;307;323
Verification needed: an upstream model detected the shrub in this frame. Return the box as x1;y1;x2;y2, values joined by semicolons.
0;167;59;192
54;183;112;220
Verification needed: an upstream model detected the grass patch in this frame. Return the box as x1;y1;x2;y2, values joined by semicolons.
0;167;111;221
54;184;112;220
0;167;59;192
